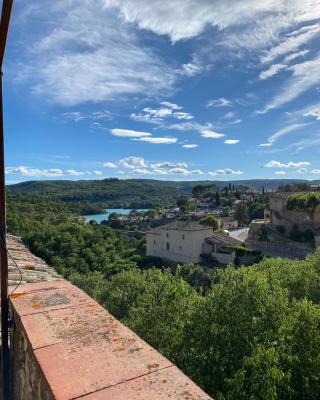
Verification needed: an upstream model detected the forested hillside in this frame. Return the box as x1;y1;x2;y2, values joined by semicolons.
6;192;320;400
8;178;319;210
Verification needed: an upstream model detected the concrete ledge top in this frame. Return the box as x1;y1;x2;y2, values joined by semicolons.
10;279;212;400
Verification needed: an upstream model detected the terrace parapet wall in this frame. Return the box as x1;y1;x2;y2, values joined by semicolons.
7;236;212;400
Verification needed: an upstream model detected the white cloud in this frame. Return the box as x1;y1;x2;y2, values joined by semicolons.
189;169;204;175
259;123;308;147
201;130;225;139
303;106;320;120
14;1;177;106
131;168;153;176
64;110;112;122
94;170;103;175
65;169;86;176
181;61;207;77
296;168;308;174
131;103;193;123
169;168;190;175
105;1;320;43
5;166;96;177
274;170;286;175
103;162;117;168
119;156;147;169
160;101;182;110
264;160;311;168
311;170;320;175
5;166;64;177
260;55;320;113
208;169;244;176
259;63;287;80
284;50;310;63
167;122;213;131
111;129;151;138
224;139;240;144
228;119;242;125
261;24;320;64
206;98;232;108
136;136;177;144
173;112;194;120
151;162;188;169
182;144;198;149
224;111;235;119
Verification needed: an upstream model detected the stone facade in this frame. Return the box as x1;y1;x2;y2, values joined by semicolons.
12;322;53;400
146;221;213;263
269;193;320;232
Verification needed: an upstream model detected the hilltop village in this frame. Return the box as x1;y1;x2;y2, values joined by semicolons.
85;182;320;266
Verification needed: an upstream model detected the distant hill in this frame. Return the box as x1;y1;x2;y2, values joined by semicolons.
7;178;320;209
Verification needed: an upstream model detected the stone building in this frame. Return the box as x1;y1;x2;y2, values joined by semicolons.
268;192;320;231
146;220;213;264
146;220;241;264
218;217;239;230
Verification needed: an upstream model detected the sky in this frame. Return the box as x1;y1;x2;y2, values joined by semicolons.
3;0;320;183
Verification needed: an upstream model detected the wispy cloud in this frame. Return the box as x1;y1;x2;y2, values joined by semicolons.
224;139;240;145
111;129;151;138
109;156;204;176
209;168;243;176
105;1;319;43
103;162;117;168
64;110;112;122
264;160;311;168
5;166;96;177
260;24;320;64
131;102;193;123
259;123;309;147
182;144;198;149
135;136;177;144
201;130;225;139
259;55;320;113
206;97;232;108
14;1;178;106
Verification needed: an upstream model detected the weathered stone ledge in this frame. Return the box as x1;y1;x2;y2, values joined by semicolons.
8;236;212;400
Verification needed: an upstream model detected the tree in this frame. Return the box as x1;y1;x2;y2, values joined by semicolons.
222;206;232;217
200;215;219;231
215;192;221;206
235;203;249;225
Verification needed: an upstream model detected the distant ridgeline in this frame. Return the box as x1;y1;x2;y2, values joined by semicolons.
7;178;320;211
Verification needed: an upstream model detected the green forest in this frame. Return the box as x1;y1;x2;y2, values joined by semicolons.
7;191;320;400
8;178;320;212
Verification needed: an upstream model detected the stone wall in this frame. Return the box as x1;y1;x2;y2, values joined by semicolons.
9;279;212;400
11;320;53;400
7;235;212;400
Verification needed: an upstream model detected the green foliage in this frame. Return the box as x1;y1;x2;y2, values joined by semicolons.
6;190;320;400
286;192;320;211
200;215;219;231
235;203;249;225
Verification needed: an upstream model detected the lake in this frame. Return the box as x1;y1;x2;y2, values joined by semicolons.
84;208;148;223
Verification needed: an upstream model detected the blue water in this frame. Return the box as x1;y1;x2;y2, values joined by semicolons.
84;208;148;223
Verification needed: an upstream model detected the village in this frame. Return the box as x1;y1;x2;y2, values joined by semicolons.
88;183;320;267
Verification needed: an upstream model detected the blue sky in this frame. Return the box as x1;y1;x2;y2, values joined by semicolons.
4;0;320;183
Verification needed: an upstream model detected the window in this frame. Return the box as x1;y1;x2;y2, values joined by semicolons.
166;232;169;238
179;245;183;251
166;242;170;251
182;234;185;240
154;240;156;246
